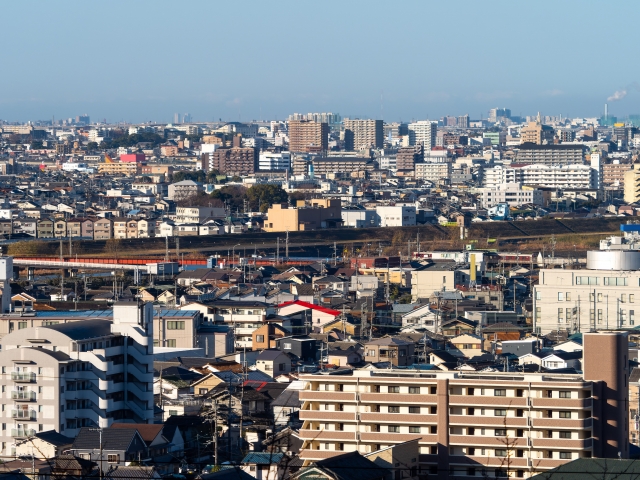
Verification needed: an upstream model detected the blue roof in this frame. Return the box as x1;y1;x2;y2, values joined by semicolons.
242;453;284;465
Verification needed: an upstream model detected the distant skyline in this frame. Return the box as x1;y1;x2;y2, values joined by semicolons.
1;0;639;123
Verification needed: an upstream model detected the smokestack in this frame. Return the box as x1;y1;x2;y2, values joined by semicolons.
605;103;608;119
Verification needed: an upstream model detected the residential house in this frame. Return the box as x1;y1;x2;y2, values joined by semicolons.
241;452;285;480
277;301;341;331
255;349;292;376
70;427;147;467
448;333;484;358
542;350;582;370
15;430;74;459
137;218;156;237
363;337;415;367
112;218;128;239
252;323;289;350
36;218;54;238
94;217;113;239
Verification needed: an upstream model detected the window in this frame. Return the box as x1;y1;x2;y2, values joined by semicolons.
409;386;420;394
278;363;286;372
576;276;599;285
409;406;420;413
631;294;635;303
598;309;603;324
18;322;27;330
560;452;571;459
166;339;176;348
283;343;292;350
168;410;178;416
409;426;421;433
495;409;507;416
494;389;506;396
388;386;400;393
495;449;507;457
388;425;400;433
559;391;571;398
107;455;120;463
256;335;264;343
495;429;507;436
166;321;185;330
536;292;542;301
389;406;400;413
605;277;627;286
632;310;636;326
558;292;564;301
622;294;628;303
557;308;563;321
566;292;571;301
559;411;571;419
559;431;571;439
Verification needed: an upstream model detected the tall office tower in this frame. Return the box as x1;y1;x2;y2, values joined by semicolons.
173;113;180;124
183;113;192;123
457;114;469;128
288;120;329;153
0;302;155;455
408;121;437;149
343;119;383;151
489;108;512;122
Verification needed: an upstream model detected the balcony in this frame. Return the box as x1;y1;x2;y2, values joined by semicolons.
11;409;36;420
11;372;36;383
11;391;36;401
11;428;36;438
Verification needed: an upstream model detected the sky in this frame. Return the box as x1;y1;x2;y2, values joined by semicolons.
1;0;639;124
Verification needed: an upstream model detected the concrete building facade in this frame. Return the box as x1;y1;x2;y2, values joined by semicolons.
343;119;383;151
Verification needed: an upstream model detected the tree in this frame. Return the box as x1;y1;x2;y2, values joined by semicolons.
87;141;98;150
105;238;121;259
30;140;44;149
245;184;288;213
172;170;206;183
209;185;247;212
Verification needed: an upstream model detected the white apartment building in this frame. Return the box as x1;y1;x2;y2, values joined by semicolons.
483;164;597;190
534;235;640;334
408;121;437;148
415;163;452;183
375;206;416;227
258;151;292;171
0;302;154;456
477;184;543;208
175;206;226;224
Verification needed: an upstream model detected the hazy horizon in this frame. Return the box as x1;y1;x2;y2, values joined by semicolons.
1;0;638;123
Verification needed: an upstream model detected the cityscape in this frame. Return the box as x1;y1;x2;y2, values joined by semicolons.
1;1;640;480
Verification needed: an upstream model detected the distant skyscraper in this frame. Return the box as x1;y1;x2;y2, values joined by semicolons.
457;114;469;129
183;113;192;123
408;121;437;148
488;108;511;123
343;119;383;151
173;113;180;124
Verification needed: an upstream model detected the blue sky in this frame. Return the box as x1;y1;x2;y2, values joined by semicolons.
1;0;638;123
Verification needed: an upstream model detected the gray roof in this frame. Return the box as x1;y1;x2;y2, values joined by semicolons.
43;319;113;340
270;389;300;408
105;466;159;480
72;427;143;452
257;349;286;361
32;430;74;447
530;458;640;480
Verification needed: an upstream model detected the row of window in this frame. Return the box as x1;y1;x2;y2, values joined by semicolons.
552;292;635;303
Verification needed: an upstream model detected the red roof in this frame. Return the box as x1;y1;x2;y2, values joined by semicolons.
277;300;341;316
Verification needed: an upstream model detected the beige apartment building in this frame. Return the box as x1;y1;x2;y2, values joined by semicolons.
603;161;631;190
415;162;452;183
288;120;329;153
299;332;628;478
265;199;342;232
520;121;555;145
343;119;383;151
93;218;113;240
624;164;640;203
97;163;141;176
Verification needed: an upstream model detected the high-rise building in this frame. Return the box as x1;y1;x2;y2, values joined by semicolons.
515;144;585;165
173;113;180;124
299;331;629;475
210;147;258;175
396;145;424;172
343;119;383;151
489;108;512;122
288;120;329;153
408;121;437;149
0;302;155;455
624;164;640;203
457;114;470;129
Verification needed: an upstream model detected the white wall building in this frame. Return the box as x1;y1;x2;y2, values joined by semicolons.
477;184;544;208
483;164;597;190
258;151;291;171
375;205;416;227
415;163;452;182
408;121;437;148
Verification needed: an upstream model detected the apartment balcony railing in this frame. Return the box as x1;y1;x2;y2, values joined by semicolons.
11;428;35;438
11;409;36;420
11;372;36;383
11;391;36;401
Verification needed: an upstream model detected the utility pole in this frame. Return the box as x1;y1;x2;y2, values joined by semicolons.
285;230;289;260
165;236;169;262
176;236;180;263
276;238;279;265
